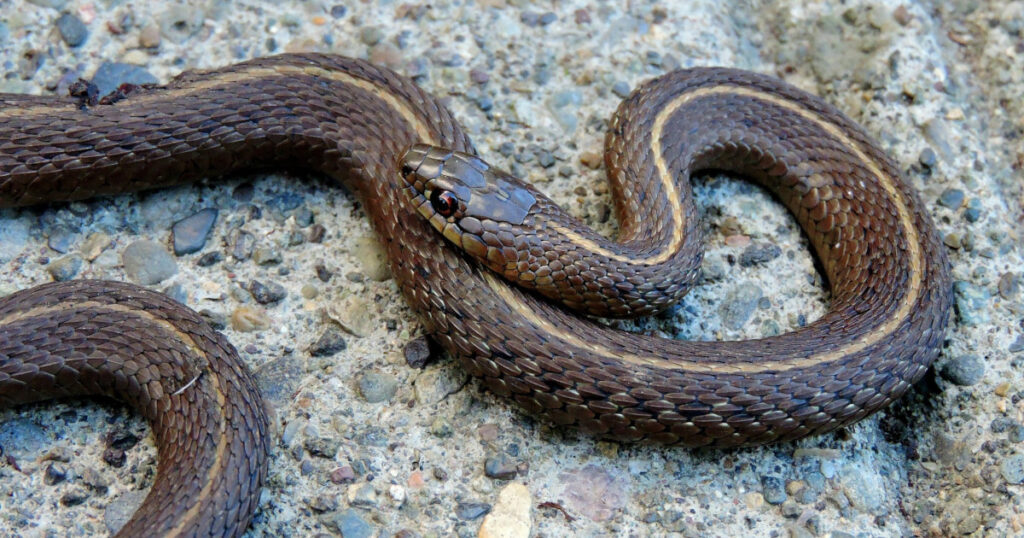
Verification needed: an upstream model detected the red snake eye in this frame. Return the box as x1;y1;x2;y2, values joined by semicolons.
430;190;458;218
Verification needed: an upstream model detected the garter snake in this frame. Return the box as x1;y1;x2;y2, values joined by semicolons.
0;53;951;536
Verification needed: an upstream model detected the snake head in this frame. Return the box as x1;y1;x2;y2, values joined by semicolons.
400;144;537;266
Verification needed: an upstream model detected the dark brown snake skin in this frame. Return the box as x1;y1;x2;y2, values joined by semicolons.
0;54;951;536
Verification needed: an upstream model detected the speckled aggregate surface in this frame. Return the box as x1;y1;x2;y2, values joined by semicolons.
1;0;1022;536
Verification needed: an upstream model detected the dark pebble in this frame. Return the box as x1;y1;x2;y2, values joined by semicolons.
315;264;333;282
90;62;157;99
484;454;518;480
939;355;985;386
761;475;787;505
1010;335;1024;353
56;13;88;47
44;463;67;485
232;183;254;202
403;336;433;369
455;502;491;520
196;251;223;267
300;459;315;475
477;96;493;111
539;12;557;25
60;490;89;506
248;280;286;304
329;5;347;18
309;326;348;357
739;243;782;267
172;208;218;255
938;188;965;209
103;447;126;467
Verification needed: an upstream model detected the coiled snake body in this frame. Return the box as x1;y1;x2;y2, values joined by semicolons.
0;54;951;536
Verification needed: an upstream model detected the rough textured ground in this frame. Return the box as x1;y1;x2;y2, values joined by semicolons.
1;0;1022;536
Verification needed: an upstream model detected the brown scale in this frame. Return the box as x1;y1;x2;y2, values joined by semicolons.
2;54;950;535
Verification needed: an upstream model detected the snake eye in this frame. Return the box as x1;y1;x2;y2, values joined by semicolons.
430;190;459;218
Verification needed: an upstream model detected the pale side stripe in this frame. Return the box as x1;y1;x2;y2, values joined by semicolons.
0;64;434;143
487;85;923;373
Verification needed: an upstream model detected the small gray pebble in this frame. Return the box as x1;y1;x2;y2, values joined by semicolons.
44;463;67;485
964;198;983;223
939;355;984;386
90;62;157;98
455;502;491;520
172;208;218;255
1000;454;1024;484
1010;335;1024;353
122;240;177;285
333;509;375;538
1010;424;1024;443
484;454;517;480
918;147;937;168
358;370;399;403
720;283;763;330
938;188;965;209
56;13;88;47
47;254;82;281
761;475;787;505
47;226;75;253
611;81;631;98
539;12;557;25
359;26;384;46
329;5;347;18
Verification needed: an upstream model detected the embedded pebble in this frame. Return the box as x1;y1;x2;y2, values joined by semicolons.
939;355;985;386
309;326;348;356
90;62;158;97
358;370;399;403
485;454;519;480
456;501;491;520
938;188;965;209
0;218;30;263
1000;455;1024;484
738;243;782;267
122;240;177;284
761;475;787;505
47;254;82;281
247;279;287;304
326;296;375;336
56;13;88;47
332;508;375;538
720;282;764;329
172;208;218;255
403;336;434;368
81;232;112;261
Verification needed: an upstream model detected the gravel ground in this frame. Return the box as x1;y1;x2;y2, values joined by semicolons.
1;0;1023;536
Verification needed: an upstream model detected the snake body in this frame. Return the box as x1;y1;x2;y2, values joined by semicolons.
0;54;951;536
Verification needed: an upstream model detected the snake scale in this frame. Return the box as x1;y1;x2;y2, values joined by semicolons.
0;53;951;536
